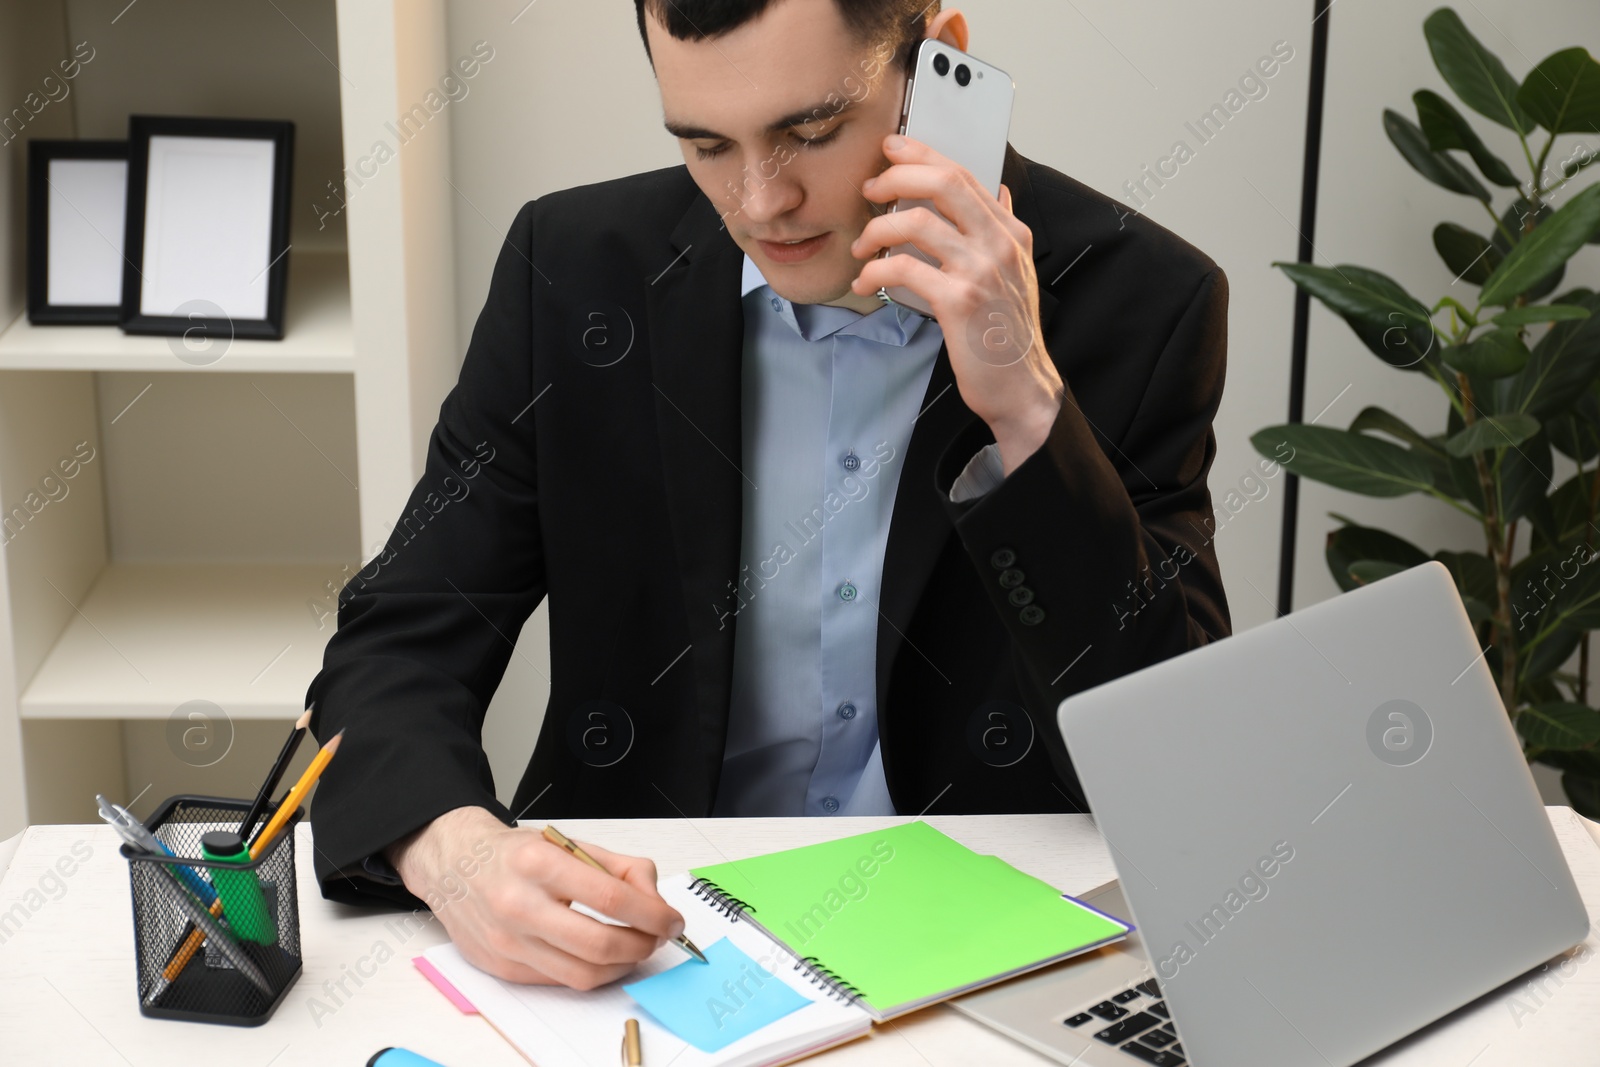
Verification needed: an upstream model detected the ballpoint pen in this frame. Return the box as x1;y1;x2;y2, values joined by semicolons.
97;793;217;906
147;861;276;999
542;824;708;964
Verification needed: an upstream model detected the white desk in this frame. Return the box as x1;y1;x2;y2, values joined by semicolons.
1;811;1597;1066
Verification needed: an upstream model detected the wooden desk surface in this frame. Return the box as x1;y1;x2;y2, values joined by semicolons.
1;811;1596;1066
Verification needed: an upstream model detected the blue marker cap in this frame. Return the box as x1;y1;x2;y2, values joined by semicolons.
366;1049;451;1067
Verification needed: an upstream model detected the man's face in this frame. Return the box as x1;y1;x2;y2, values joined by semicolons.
648;0;911;309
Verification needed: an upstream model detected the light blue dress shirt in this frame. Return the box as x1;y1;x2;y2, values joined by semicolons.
713;255;1007;818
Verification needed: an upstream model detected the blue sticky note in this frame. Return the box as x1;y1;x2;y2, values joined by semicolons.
623;938;809;1052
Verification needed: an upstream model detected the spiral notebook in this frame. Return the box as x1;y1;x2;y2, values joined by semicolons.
418;821;1129;1066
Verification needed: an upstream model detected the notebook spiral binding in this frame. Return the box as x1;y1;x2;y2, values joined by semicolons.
688;876;757;920
795;956;867;1007
688;877;869;1008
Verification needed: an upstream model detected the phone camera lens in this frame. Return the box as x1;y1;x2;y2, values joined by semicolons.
933;53;950;76
955;64;971;86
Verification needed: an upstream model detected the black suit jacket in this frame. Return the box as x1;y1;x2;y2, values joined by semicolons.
305;144;1231;908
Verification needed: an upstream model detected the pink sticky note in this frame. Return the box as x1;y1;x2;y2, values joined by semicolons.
414;956;477;1014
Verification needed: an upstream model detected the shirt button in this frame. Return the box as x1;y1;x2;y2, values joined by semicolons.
770;296;782;311
998;568;1025;589
841;450;861;472
821;796;840;813
837;701;857;720
1020;604;1046;626
990;548;1017;570
839;580;857;602
1008;586;1035;606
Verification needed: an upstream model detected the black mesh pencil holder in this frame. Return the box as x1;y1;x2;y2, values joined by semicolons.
121;794;304;1025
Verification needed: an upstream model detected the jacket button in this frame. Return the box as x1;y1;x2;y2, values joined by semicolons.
990;547;1016;570
998;568;1025;589
1008;586;1034;606
1019;604;1046;626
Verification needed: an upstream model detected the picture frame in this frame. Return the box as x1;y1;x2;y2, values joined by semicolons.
26;139;130;326
119;115;295;341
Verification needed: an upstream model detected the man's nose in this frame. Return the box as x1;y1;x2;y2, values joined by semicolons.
724;159;802;224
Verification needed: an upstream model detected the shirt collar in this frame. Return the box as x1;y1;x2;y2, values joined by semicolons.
741;253;930;347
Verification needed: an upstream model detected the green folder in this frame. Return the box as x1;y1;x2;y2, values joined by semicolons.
688;821;1130;1020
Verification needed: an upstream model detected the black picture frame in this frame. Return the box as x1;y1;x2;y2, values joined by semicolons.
26;139;130;326
119;115;295;341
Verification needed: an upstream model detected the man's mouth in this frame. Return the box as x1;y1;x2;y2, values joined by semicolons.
757;233;829;263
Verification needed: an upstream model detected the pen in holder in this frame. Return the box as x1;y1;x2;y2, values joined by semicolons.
121;794;304;1026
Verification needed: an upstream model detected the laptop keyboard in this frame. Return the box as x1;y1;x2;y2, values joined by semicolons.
1063;978;1187;1065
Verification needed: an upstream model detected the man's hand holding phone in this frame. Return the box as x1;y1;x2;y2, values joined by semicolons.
385;805;687;990
850;134;1066;478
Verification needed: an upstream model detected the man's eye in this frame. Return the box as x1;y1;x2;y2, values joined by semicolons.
694;142;730;161
796;126;843;149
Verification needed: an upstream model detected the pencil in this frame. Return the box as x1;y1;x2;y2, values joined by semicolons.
153;729;344;992
541;823;707;964
237;707;312;842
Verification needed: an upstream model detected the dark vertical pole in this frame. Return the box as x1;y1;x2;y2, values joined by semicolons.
1276;0;1334;617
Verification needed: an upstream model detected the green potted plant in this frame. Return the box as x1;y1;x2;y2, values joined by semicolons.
1253;6;1600;816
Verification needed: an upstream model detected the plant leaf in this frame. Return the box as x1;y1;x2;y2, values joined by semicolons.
1325;522;1430;593
1495;289;1600;419
1274;262;1438;369
1384;109;1491;200
1540;472;1600;548
1443;329;1531;378
1490;198;1566;301
1517;47;1600;134
1349;406;1446;453
1434;548;1497;621
1563;772;1600;819
1521;626;1583;686
1443;412;1540;456
1546;381;1600;462
1479;183;1600;306
1433;223;1504;284
1413;89;1522;186
1348;559;1411;585
1423;7;1535;135
1253;424;1437;498
1501;430;1555;523
1518;701;1600;749
1491;304;1591;327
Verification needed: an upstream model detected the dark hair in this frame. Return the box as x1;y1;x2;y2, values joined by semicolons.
633;0;939;74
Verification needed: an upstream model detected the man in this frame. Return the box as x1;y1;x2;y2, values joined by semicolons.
305;0;1230;992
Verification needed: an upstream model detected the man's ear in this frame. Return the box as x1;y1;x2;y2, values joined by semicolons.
925;9;970;53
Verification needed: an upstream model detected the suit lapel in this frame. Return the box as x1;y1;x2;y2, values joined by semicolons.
874;144;1061;723
645;194;745;808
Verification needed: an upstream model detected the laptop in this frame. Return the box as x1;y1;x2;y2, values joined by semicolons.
952;560;1589;1066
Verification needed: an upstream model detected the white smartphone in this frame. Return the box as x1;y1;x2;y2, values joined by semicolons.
877;39;1016;316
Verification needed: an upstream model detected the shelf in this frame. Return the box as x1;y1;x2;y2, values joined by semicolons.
0;249;352;373
19;561;354;719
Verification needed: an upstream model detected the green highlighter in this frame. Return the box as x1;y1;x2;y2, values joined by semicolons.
200;830;277;945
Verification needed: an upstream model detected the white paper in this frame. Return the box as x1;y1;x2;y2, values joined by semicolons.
421;875;870;1067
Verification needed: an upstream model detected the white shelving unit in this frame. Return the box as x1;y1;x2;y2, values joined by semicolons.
0;0;460;832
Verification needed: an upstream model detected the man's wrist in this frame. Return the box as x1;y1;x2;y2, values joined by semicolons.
386;805;505;893
990;388;1062;476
